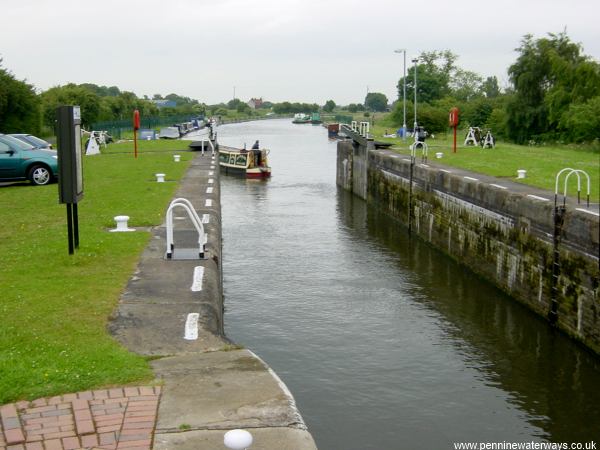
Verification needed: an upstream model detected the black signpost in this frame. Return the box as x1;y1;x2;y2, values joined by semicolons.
56;105;84;255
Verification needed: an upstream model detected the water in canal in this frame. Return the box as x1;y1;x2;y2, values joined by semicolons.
218;119;599;449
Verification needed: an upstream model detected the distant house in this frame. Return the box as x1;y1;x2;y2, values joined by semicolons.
153;99;177;108
247;98;263;109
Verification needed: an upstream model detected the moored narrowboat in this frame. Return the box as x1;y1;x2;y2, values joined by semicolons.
219;145;271;178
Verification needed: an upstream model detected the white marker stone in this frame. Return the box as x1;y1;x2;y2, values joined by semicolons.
184;313;199;340
202;214;210;223
191;266;204;292
205;199;213;207
206;187;213;194
208;178;214;184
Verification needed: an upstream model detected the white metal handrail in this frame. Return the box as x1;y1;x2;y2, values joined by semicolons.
166;198;206;259
554;168;591;207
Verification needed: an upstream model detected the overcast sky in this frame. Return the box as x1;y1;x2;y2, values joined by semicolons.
2;0;599;105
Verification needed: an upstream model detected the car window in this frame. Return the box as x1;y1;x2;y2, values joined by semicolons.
25;135;50;147
1;135;35;150
0;141;11;152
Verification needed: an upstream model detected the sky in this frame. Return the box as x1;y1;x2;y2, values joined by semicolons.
1;0;599;106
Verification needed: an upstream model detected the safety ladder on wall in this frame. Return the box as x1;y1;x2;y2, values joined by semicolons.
549;168;591;324
165;198;207;260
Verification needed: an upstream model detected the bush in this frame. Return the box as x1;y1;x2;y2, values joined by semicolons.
559;96;600;143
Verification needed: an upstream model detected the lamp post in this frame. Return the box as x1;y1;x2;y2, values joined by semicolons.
394;49;407;141
412;56;419;136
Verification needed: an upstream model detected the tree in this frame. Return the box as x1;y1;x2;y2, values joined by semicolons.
364;92;388;112
40;84;102;128
0;61;41;134
482;76;501;98
347;103;364;113
450;69;483;102
506;31;600;143
397;50;457;104
323;100;336;112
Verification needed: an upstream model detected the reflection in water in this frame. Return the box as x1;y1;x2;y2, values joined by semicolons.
221;119;600;449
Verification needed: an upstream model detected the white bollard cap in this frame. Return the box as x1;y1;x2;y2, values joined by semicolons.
110;215;135;232
517;169;527;179
156;173;166;182
224;429;253;449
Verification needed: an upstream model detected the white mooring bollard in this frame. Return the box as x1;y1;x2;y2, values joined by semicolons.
517;169;527;179
156;173;166;182
173;154;181;162
110;215;135;232
435;152;443;159
224;429;253;449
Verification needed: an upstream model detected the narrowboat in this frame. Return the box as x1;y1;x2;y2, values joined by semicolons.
292;113;311;124
218;145;271;178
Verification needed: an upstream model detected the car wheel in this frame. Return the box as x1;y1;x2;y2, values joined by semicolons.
28;165;52;186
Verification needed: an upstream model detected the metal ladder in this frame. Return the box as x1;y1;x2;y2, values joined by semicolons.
165;198;207;259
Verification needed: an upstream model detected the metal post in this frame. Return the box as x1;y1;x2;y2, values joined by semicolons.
73;203;79;249
403;50;407;141
412;57;418;134
396;49;407;141
66;203;74;255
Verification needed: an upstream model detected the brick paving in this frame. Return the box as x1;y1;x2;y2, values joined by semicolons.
0;386;161;450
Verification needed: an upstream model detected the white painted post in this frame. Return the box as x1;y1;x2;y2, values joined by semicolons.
110;215;135;232
156;173;166;182
517;170;527;179
173;154;181;162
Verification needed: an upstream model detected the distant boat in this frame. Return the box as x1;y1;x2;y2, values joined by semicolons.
310;112;322;125
218;146;271;178
327;123;340;137
160;127;180;139
292;113;311;124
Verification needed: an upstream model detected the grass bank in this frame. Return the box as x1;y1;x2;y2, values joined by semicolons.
0;140;193;403
366;122;599;203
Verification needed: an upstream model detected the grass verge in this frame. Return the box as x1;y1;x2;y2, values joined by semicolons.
368;123;599;202
0;141;194;403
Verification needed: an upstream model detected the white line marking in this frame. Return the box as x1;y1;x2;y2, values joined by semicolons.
464;176;478;181
202;214;210;223
527;194;549;201
576;208;599;216
206;187;213;194
210;165;215;169
205;199;213;207
209;171;214;176
208;178;214;184
440;169;452;173
490;184;507;190
402;158;410;161
184;313;199;340
420;163;429;167
191;266;204;292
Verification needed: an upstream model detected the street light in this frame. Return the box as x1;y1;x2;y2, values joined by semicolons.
412;56;419;137
394;49;407;141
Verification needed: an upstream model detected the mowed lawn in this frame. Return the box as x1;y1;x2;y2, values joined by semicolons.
0;140;193;403
371;125;599;203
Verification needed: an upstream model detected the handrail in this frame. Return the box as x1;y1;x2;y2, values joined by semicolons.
554;168;591;208
166;198;206;259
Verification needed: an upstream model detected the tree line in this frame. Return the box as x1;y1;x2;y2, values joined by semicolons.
1;31;598;144
382;32;599;144
0;63;206;134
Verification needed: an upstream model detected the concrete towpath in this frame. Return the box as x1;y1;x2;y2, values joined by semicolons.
0;149;317;450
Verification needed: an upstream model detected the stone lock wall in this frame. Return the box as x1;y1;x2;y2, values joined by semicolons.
338;140;600;354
